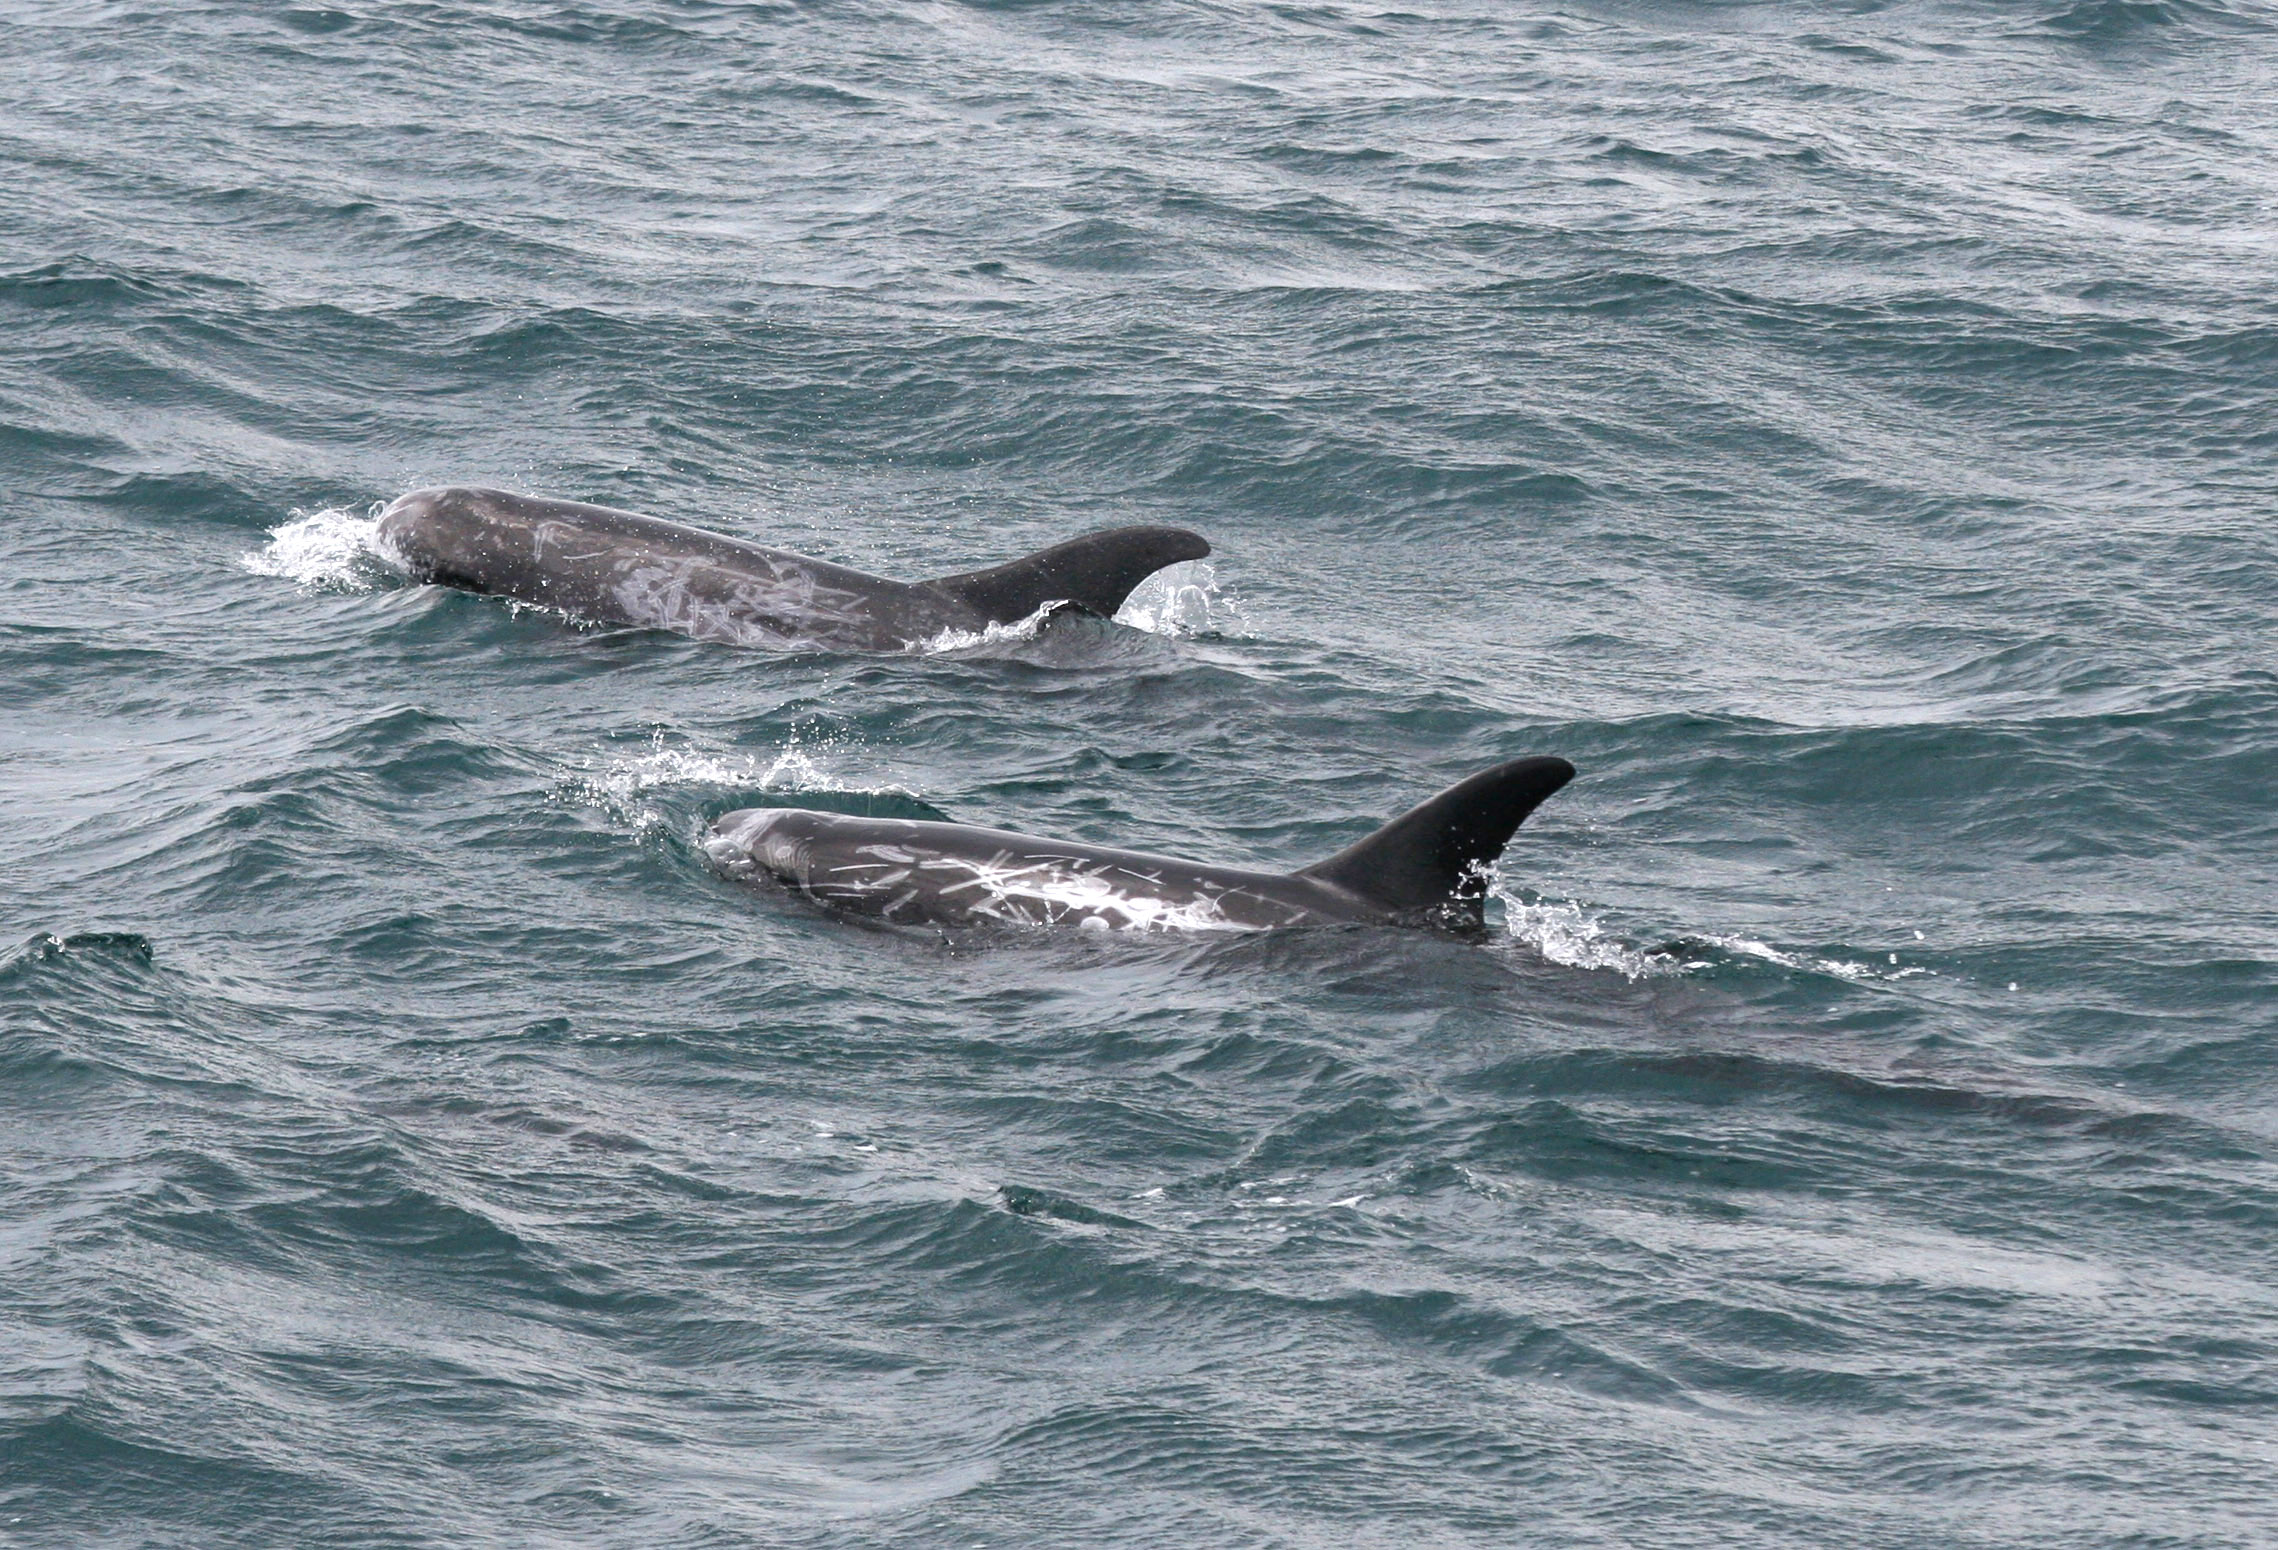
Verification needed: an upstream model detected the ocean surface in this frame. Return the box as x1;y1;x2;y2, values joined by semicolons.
4;1;2276;1544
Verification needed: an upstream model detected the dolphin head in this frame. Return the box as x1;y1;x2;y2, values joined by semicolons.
705;808;820;887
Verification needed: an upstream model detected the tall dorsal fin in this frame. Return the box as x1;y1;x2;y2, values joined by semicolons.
1298;757;1576;926
923;526;1210;625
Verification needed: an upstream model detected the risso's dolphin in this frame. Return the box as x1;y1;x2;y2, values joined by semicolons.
704;757;1577;933
374;486;1210;652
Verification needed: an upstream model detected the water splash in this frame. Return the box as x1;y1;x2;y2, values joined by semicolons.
556;730;910;834
906;601;1064;655
1115;561;1252;638
241;503;400;590
1495;889;1680;980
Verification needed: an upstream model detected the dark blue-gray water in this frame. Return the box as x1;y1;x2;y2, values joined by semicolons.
5;2;2276;1544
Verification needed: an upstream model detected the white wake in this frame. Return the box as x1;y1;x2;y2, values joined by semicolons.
241;503;401;590
1492;882;1931;984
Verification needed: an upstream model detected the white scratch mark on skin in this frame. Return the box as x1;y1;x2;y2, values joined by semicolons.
909;853;1246;932
600;552;878;647
715;810;1322;932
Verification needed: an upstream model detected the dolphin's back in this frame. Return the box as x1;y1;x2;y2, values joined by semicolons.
374;486;1212;653
706;809;1373;932
707;757;1576;935
376;487;940;649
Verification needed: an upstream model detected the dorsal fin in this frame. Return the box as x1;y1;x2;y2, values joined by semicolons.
923;526;1210;625
1298;757;1576;927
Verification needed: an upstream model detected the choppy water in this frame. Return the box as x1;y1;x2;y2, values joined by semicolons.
6;1;2277;1544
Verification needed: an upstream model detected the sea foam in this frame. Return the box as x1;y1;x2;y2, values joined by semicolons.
241;504;399;591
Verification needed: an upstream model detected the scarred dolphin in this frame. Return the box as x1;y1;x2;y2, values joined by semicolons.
704;758;1577;933
374;486;1210;651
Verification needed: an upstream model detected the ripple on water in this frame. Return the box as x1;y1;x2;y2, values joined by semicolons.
7;0;2278;1544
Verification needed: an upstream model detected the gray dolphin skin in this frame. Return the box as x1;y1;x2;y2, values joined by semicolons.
375;486;1211;651
705;757;1577;933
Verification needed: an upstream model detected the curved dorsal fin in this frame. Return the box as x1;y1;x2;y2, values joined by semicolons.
924;526;1210;624
1298;757;1576;926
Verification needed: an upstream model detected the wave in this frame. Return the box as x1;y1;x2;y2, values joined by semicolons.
1;931;157;981
2027;0;2272;40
